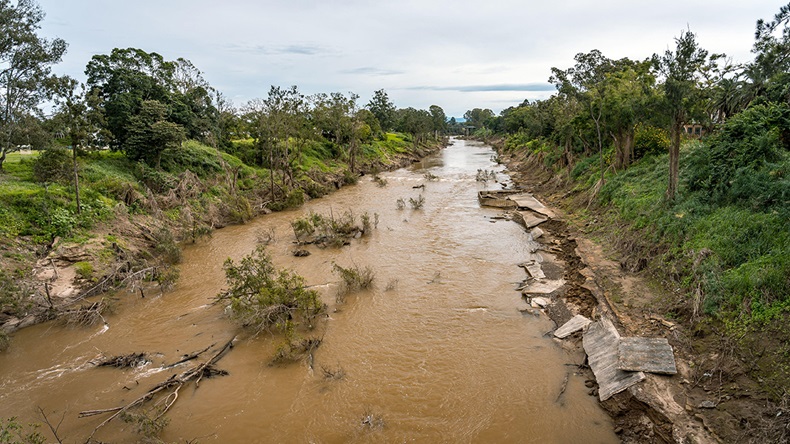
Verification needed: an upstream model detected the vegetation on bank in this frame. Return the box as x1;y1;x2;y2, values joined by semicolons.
478;4;790;393
0;131;440;323
0;0;448;335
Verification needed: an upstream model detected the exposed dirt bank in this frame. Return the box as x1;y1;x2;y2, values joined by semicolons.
495;142;784;444
0;142;444;338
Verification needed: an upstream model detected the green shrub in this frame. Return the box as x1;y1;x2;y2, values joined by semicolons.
153;227;182;265
218;246;324;332
633;124;670;160
74;261;94;280
333;263;375;297
686;103;790;209
32;147;71;185
0;331;9;352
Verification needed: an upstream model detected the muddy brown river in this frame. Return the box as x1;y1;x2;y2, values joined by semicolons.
0;139;618;443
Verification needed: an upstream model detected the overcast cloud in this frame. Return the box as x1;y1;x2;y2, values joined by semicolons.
36;0;783;117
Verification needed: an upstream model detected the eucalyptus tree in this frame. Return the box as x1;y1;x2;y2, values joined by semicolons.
396;107;433;144
85;48;219;158
654;29;711;201
0;0;67;170
429;105;447;139
551;50;618;183
462;108;494;130
50;77;96;214
366;89;396;132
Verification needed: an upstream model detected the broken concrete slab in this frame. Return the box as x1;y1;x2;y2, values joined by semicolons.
510;194;556;218
583;318;646;401
521;279;565;295
530;227;544;240
530;297;550;308
618;337;678;375
554;314;592;339
514;211;548;229
523;262;545;279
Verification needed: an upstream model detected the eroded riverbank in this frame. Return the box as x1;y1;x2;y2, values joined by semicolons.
0;139;618;443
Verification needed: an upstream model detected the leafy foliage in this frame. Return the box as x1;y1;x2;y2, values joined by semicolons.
685;103;790;209
0;417;44;444
0;0;67;170
219;246;324;332
31;147;71;184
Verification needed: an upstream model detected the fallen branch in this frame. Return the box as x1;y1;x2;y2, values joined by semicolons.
79;336;237;442
163;343;215;369
97;352;149;368
555;372;570;403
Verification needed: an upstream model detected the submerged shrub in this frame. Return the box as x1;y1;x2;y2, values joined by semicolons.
218;246;324;332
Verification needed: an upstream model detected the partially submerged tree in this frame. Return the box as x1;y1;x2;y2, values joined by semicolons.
0;0;67;170
218;246;324;332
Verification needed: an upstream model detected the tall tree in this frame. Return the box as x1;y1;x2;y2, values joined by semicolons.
746;3;790;105
551;50;617;183
366;89;396;132
429;105;447;139
85;48;218;152
125;100;186;168
655;29;710;201
51;77;95;214
0;0;67;170
463;108;494;129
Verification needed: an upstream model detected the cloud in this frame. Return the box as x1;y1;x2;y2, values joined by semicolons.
341;67;405;76
404;83;555;93
223;43;328;56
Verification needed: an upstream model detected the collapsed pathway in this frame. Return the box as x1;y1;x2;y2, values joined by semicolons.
480;189;715;444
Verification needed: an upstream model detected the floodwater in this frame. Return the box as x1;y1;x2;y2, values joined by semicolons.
0;138;618;443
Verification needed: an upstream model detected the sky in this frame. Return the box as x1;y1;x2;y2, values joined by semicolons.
34;0;785;118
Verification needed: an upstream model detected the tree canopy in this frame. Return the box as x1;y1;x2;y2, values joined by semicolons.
0;0;67;169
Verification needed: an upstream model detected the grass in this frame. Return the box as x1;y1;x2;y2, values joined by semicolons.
507;130;790;392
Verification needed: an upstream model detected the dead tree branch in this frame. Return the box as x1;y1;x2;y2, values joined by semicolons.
79;336;237;442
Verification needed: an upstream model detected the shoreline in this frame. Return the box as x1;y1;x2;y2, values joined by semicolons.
493;143;721;443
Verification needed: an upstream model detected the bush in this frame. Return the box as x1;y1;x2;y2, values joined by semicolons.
32;147;72;185
74;261;94;281
0;332;9;352
153;227;182;265
685;103;790;209
633;124;670;160
409;194;425;209
333;263;375;301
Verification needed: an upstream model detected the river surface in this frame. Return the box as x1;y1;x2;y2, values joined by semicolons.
0;138;617;443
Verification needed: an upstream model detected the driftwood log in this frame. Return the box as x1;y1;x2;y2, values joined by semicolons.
79;336;236;442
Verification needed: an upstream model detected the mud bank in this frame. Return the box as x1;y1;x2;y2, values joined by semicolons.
494;147;747;443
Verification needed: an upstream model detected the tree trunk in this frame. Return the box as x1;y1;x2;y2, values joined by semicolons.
666;120;681;201
592;107;604;184
73;144;81;215
624;129;634;168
